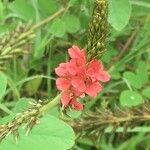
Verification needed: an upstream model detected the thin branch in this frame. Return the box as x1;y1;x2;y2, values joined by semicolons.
31;8;65;30
0;8;66;70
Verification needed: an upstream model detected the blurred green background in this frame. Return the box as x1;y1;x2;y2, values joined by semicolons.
0;0;150;149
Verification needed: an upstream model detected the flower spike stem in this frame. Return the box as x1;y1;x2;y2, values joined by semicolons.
39;94;61;114
0;94;60;142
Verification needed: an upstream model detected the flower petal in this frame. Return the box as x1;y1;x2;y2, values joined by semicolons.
87;59;103;71
70;99;83;110
86;82;102;97
68;45;85;60
56;78;71;90
66;60;77;75
68;45;81;58
97;71;111;82
86;59;104;79
55;63;68;76
61;91;71;106
71;78;86;92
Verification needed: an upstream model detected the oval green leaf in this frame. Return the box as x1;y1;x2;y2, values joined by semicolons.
63;14;80;33
123;71;142;89
108;0;131;31
50;18;66;37
120;90;143;107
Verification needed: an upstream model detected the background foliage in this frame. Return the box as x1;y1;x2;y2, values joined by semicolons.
0;0;150;150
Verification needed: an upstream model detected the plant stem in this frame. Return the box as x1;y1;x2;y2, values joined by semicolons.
31;8;65;30
105;126;150;133
47;36;54;98
71;102;150;134
0;94;61;141
39;94;61;114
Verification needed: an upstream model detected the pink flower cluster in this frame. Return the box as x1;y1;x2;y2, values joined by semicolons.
55;45;110;110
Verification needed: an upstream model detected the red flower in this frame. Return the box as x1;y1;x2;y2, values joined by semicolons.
55;45;110;110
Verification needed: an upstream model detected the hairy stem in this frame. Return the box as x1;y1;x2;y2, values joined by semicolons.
71;102;150;136
0;94;60;142
39;94;60;113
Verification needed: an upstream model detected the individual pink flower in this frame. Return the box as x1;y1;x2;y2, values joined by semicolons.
55;45;110;110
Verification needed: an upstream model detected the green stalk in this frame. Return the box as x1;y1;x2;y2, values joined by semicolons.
39;94;61;114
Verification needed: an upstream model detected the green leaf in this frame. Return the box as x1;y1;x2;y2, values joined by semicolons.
142;87;150;99
123;61;148;89
131;0;150;9
108;0;131;30
111;69;121;80
0;103;12;114
136;61;148;86
31;0;42;59
1;115;75;150
25;78;42;95
0;1;4;21
8;0;36;21
63;14;80;33
136;61;148;72
13;97;35;113
79;10;89;29
0;72;7;101
38;0;58;17
120;90;143;107
68;0;78;6
123;71;142;89
0;25;8;35
50;18;66;37
67;109;82;119
0;113;15;124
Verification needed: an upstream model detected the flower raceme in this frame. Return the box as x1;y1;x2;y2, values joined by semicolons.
55;45;110;110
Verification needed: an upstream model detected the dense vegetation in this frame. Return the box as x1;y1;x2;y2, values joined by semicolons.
0;0;150;150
